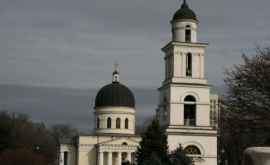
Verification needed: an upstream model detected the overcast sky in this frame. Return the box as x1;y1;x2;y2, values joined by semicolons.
2;0;270;89
3;84;157;131
2;0;270;130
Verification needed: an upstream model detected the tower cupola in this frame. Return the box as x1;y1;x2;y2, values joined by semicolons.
171;0;198;43
172;0;197;21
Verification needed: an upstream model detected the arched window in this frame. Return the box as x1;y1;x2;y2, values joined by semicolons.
107;117;111;128
125;118;129;129
97;118;100;129
184;95;196;102
116;118;121;129
186;53;192;77
184;95;196;126
184;145;201;155
185;25;191;42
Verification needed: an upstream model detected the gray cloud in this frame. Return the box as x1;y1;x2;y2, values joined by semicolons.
3;0;269;131
4;84;157;131
2;0;270;89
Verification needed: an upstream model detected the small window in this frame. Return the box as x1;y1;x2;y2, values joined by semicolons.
163;98;168;119
107;117;111;128
125;118;129;129
185;25;191;42
184;145;201;155
97;118;100;129
186;53;192;77
116;118;121;129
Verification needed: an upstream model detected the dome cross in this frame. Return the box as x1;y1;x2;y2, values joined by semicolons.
112;63;120;83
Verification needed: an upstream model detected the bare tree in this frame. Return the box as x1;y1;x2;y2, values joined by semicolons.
0;111;57;165
221;47;270;165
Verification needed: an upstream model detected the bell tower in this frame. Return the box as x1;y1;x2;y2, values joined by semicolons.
157;1;217;164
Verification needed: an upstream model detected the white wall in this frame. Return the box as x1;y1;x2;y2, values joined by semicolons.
172;45;206;80
95;107;135;135
163;84;211;127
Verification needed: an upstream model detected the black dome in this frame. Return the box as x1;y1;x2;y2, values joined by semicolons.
173;1;197;21
95;82;135;108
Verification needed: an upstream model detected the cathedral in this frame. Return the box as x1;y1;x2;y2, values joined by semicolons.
59;1;219;165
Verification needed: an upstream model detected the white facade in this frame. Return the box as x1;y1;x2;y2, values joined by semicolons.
157;4;218;165
59;102;140;165
60;136;140;165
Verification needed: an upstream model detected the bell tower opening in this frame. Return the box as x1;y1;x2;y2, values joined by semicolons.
185;25;191;42
186;53;192;77
184;95;196;126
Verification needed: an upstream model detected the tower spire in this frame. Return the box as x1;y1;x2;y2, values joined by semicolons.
112;62;120;83
181;0;189;8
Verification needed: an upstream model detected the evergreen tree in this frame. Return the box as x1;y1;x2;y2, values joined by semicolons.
136;119;169;165
141;153;163;165
170;145;192;165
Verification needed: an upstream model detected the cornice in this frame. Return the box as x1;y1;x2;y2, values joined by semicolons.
162;41;209;52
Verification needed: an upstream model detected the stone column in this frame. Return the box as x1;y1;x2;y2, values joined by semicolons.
60;152;64;165
98;152;103;165
117;152;122;165
127;152;132;163
108;152;112;165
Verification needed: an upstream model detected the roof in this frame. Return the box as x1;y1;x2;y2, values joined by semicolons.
95;82;135;108
173;0;197;21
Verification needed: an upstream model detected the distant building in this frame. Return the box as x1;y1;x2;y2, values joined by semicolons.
59;1;218;165
210;93;219;129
